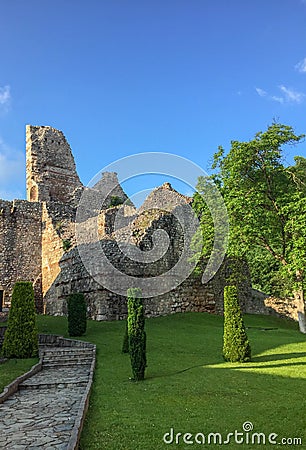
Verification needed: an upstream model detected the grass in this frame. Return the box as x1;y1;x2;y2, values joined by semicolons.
0;313;305;448
0;324;38;392
32;312;306;449
0;358;38;392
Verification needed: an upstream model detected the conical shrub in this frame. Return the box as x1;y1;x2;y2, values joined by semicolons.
67;293;87;337
127;288;146;381
2;281;38;358
223;285;251;362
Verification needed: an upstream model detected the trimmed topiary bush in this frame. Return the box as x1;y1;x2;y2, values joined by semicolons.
122;321;129;353
223;285;251;362
67;293;87;337
127;287;146;381
2;281;38;358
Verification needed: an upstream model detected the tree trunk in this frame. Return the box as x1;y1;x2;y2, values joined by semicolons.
293;289;306;334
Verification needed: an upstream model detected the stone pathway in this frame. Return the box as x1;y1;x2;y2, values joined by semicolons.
0;343;95;449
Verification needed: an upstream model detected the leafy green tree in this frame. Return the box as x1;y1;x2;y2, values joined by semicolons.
223;285;251;362
246;246;290;296
282;192;306;331
127;288;146;381
194;123;306;333
67;293;87;337
2;281;38;358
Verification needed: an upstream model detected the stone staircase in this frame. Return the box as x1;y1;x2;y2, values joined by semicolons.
0;335;96;449
42;346;94;368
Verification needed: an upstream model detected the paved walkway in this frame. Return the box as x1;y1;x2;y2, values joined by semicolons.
0;343;95;449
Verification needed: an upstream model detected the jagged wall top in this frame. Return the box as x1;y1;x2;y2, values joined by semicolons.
138;182;192;213
93;172;129;208
26;125;83;203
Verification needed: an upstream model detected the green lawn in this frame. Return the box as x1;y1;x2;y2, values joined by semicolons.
0;324;38;392
35;313;306;449
1;313;305;449
0;357;38;393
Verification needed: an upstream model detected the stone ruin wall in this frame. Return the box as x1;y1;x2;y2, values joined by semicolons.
0;200;43;310
46;244;223;320
245;288;299;322
45;200;251;320
41;202;77;310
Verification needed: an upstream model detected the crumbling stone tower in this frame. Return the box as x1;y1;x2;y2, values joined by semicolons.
26;125;83;203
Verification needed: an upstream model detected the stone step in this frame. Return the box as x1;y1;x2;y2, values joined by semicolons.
42;345;93;350
19;380;88;390
41;353;94;360
42;356;93;364
42;361;92;368
41;352;93;359
41;347;94;356
42;357;94;364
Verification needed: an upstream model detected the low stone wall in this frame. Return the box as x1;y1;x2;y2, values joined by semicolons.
39;333;95;349
246;289;298;321
264;296;298;320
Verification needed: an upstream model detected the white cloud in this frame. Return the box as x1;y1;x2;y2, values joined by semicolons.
295;57;306;73
271;96;284;104
0;138;25;200
0;85;11;107
255;87;267;97
255;85;305;104
279;85;305;103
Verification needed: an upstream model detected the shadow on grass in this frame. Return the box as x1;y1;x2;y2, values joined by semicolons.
145;350;306;380
145;363;207;380
252;352;306;363
228;361;306;371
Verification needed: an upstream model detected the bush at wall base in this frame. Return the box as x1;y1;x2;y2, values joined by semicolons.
67;293;87;337
127;287;147;381
2;281;38;358
223;285;251;362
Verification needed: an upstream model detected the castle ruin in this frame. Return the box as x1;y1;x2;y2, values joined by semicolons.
2;125;295;323
1;125;242;319
0;125;297;320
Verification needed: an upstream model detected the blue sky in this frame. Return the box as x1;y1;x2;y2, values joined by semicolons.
1;0;306;201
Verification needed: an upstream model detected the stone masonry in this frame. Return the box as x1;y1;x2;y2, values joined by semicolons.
0;200;43;311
